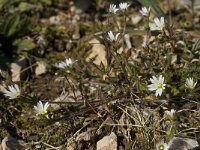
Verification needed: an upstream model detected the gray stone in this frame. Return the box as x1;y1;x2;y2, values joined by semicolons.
168;137;200;150
97;132;117;150
1;136;25;150
35;61;47;76
131;14;142;25
11;56;27;82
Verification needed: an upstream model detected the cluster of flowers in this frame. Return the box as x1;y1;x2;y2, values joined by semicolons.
107;4;165;47
1;3;197;149
148;76;195;150
109;3;130;14
1;58;75;117
53;4;195;146
2;84;49;116
1;57;75;117
106;3;130;42
139;6;165;31
2;76;196;118
148;75;197;96
1;83;176;150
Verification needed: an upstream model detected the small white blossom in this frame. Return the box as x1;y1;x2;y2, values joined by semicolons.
150;17;165;31
58;58;73;69
165;109;176;118
142;41;147;48
34;101;49;116
109;4;119;14
3;84;21;99
185;77;197;90
148;75;166;96
119;2;130;10
156;140;169;150
140;7;150;16
107;31;120;42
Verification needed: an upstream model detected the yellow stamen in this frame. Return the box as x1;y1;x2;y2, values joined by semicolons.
159;145;164;150
157;83;163;89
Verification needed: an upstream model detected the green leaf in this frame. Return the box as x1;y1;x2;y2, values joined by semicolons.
0;0;7;10
0;0;10;10
18;2;34;13
0;0;19;10
17;19;31;35
138;0;164;18
13;38;36;53
3;15;20;37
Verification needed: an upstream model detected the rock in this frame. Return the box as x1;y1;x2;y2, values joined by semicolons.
86;38;107;67
11;56;28;82
97;132;117;150
1;136;25;150
35;61;47;76
168;137;200;150
0;70;9;93
131;14;142;25
0;84;6;93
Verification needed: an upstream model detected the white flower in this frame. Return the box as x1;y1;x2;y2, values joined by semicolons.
107;31;120;42
58;58;73;69
185;77;197;90
140;7;150;16
165;109;176;118
148;75;166;96
3;84;21;99
142;41;147;48
109;4;119;14
156;140;169;150
119;2;130;10
34;101;49;116
150;17;165;31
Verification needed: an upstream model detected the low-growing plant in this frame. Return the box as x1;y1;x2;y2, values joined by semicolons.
0;0;200;149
